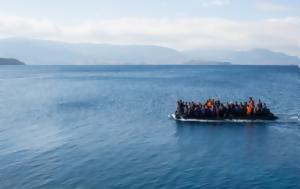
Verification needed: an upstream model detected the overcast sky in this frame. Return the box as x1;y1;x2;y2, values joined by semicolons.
0;0;299;56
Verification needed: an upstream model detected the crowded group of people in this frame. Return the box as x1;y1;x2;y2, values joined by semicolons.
175;97;271;119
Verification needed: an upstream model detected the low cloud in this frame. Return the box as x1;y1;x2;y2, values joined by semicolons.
201;0;231;7
256;2;291;12
0;15;299;56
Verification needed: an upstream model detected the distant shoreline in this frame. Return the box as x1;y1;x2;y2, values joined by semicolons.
0;58;26;65
17;64;297;66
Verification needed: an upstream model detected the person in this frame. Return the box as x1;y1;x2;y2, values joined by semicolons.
246;104;252;116
223;103;228;118
194;105;201;117
187;102;192;117
239;102;244;116
262;103;270;114
243;102;248;116
219;104;224;117
215;100;220;107
201;105;206;117
235;103;240;116
207;98;212;108
212;105;216;116
257;99;262;108
183;102;188;116
216;105;220;118
249;97;255;108
175;98;272;119
205;105;210;117
228;103;234;117
176;100;182;115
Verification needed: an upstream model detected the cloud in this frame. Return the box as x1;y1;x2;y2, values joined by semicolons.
0;15;299;57
0;15;61;38
256;2;291;12
201;0;231;7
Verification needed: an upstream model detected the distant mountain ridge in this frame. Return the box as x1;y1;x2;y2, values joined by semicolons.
0;58;25;65
0;38;298;65
0;38;187;65
184;48;300;65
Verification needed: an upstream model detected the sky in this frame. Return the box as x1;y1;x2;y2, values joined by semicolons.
0;0;299;56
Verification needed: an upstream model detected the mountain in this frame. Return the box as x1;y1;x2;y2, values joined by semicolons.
184;48;300;65
0;38;298;65
0;38;187;65
0;58;25;65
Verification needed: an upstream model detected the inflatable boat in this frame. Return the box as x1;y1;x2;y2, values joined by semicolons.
171;112;278;122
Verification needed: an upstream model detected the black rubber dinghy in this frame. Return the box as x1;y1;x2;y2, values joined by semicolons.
171;113;278;123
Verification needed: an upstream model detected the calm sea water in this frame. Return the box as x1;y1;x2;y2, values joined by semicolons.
0;65;299;189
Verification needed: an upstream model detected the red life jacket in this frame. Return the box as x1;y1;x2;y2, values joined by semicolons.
250;100;255;107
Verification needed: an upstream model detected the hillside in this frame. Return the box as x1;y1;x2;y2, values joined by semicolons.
0;38;187;65
0;58;25;65
184;48;300;65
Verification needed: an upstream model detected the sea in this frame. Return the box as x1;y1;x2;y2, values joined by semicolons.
0;65;299;189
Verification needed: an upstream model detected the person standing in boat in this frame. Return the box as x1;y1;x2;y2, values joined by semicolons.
249;97;255;115
249;97;255;108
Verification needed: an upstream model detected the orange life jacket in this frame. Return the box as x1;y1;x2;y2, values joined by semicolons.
247;106;252;115
207;101;212;108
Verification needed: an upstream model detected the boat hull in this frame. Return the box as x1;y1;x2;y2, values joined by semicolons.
171;113;278;123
